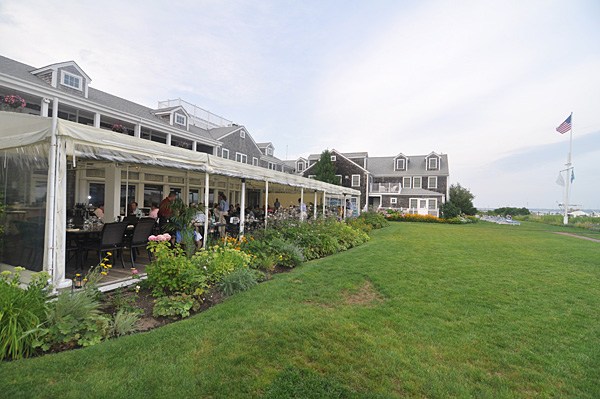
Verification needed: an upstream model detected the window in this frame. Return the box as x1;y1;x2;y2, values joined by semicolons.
428;199;437;209
236;153;247;163
390;197;397;204
351;174;360;187
240;130;245;138
428;157;438;170
61;71;82;90
222;148;229;159
396;159;405;170
428;176;437;189
267;147;273;156
403;177;411;188
331;155;337;162
252;157;258;166
268;162;275;170
410;198;418;209
336;175;342;184
297;162;304;172
175;114;186;126
143;184;163;208
419;200;427;208
413;177;422;189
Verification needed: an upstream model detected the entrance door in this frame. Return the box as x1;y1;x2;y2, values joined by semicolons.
418;199;428;215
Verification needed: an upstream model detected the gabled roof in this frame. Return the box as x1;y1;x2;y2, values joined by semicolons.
394;153;407;159
0;55;217;143
303;149;369;175
257;142;274;149
208;126;243;140
31;60;92;82
367;154;449;176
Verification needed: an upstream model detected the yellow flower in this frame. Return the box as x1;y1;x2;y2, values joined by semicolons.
100;263;105;266
107;265;112;268
101;271;107;275
83;279;88;281
75;273;80;277
107;252;112;256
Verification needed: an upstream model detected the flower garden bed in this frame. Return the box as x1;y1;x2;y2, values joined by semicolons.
1;212;388;361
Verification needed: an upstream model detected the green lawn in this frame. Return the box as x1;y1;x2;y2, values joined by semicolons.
2;222;599;398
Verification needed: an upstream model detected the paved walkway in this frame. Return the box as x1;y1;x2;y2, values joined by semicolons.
554;232;600;242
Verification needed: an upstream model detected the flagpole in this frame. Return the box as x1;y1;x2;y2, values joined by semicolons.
563;112;573;225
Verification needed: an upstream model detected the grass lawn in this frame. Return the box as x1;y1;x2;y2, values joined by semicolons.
2;222;599;398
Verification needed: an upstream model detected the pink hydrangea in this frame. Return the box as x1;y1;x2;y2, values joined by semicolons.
149;233;171;242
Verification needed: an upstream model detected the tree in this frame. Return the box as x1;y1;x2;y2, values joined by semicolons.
313;150;339;185
440;201;461;219
448;183;477;215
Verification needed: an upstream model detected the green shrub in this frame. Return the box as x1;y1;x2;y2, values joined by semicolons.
193;246;252;284
0;268;49;360
218;267;263;297
110;309;141;337
269;238;305;268
153;294;201;319
146;241;208;297
355;211;389;229
36;290;111;350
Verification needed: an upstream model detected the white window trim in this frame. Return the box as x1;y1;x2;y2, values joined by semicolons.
174;113;186;126
235;152;247;163
409;198;418;209
252;157;258;166
335;174;342;185
268;162;275;170
331;155;337;162
267;147;273;156
419;199;427;208
396;159;405;170
428;157;438;170
222;148;229;159
297;162;304;172
60;70;82;91
428;176;438;189
413;177;422;189
390;197;397;204
403;177;411;189
351;174;360;187
240;130;246;138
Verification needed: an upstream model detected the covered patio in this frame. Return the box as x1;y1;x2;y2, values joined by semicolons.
0;107;360;290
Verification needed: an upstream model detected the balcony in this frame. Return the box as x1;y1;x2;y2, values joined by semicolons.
370;183;401;194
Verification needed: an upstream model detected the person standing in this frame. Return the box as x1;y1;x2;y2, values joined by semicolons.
298;198;307;222
274;198;281;212
217;193;229;237
159;192;177;231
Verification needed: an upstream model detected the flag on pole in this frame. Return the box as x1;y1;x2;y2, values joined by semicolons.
556;172;565;186
571;170;575;183
556;115;572;134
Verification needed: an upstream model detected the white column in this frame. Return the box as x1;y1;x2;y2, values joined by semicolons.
53;135;69;289
314;191;317;219
134;124;141;138
93;113;101;128
323;191;326;217
300;188;304;221
203;173;210;248
343;195;347;219
166;133;172;146
192;141;197;152
264;180;269;229
240;179;246;236
105;163;121;222
40;98;50;117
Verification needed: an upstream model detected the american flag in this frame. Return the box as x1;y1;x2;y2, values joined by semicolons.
556;115;572;134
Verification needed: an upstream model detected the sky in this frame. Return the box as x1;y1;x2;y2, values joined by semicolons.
1;0;599;210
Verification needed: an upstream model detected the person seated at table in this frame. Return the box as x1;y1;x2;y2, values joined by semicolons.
129;202;143;217
94;204;104;222
246;207;255;219
190;203;205;249
149;202;159;219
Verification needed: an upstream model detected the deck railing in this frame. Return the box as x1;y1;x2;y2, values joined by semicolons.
370;183;401;194
157;98;233;130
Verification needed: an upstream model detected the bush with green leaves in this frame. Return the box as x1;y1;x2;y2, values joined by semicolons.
355;210;389;230
0;268;49;360
110;309;142;337
146;241;208;297
218;267;264;297
153;293;201;319
192;246;252;284
269;238;305;267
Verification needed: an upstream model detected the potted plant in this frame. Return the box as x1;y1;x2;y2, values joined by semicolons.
112;124;126;133
1;94;27;111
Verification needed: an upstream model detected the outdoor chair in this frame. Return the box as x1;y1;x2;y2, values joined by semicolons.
125;217;156;268
82;222;128;268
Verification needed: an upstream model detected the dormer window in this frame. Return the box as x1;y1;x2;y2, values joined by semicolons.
428;157;438;170
175;114;186;126
396;159;405;170
61;71;82;91
297;162;304;172
267;147;273;156
240;130;245;138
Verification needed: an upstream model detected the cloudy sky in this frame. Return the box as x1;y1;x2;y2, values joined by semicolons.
1;0;599;209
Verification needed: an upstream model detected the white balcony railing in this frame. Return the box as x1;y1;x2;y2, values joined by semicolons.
158;98;233;130
370;183;401;194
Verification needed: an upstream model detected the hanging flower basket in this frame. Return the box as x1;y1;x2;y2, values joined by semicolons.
112;124;126;133
2;94;27;109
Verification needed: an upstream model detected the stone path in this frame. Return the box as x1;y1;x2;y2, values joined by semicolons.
554;232;600;242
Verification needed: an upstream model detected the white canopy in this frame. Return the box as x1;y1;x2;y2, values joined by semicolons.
0;112;359;196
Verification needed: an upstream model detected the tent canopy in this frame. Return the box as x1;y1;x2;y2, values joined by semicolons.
0;112;360;196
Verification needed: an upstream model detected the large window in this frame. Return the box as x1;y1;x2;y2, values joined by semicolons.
144;184;163;208
428;176;437;189
89;183;105;207
268;162;275;170
236;153;247;163
351;174;360;187
61;71;82;90
189;189;199;205
403;177;411;189
413;177;422;189
428;158;438;169
120;184;136;214
428;199;437;209
410;198;418;209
